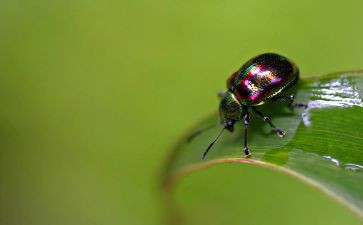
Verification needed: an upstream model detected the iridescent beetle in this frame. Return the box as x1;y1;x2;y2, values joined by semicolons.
201;53;305;159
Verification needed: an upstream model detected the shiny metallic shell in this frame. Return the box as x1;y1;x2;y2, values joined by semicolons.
227;53;299;106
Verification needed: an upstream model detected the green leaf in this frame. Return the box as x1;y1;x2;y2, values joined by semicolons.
162;71;363;218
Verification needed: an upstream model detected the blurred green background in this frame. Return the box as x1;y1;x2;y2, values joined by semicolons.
0;0;362;225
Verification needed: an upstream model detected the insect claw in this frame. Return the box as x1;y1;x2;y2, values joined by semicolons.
244;147;251;157
276;129;286;137
293;103;308;109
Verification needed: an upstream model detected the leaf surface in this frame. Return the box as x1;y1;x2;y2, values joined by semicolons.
163;71;363;217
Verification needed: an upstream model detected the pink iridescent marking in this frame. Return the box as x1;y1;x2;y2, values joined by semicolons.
249;93;260;101
246;65;283;101
250;66;262;75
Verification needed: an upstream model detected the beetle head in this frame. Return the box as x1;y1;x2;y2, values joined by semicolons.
219;91;242;131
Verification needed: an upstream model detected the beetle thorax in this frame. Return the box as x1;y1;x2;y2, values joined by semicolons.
219;91;242;126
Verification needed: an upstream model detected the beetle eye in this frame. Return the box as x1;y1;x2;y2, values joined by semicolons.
224;120;235;132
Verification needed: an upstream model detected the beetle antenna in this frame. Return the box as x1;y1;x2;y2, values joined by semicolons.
187;124;217;142
201;127;225;160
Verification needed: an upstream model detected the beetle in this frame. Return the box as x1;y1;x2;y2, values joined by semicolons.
201;53;305;159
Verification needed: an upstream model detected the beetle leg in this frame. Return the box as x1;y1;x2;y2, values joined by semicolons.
252;107;286;137
271;95;307;109
271;95;294;104
292;102;308;108
242;106;251;157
